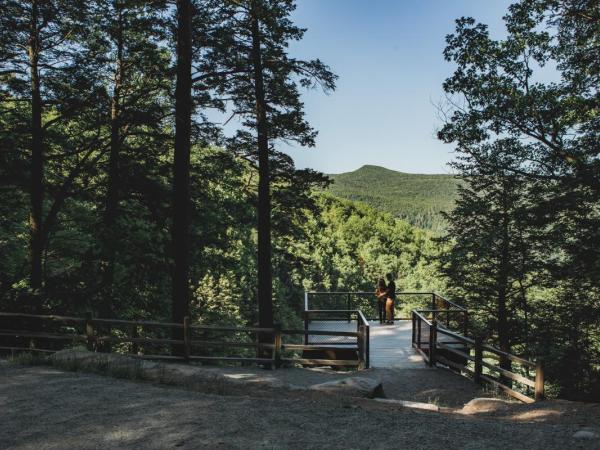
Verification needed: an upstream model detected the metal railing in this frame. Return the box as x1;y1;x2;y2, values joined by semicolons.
304;291;439;320
411;309;544;403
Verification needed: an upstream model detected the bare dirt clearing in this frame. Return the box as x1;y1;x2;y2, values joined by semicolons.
1;362;599;450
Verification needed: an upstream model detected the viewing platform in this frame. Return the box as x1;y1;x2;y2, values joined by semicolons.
307;319;425;369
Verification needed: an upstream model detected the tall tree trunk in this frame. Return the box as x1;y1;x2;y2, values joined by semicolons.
497;189;512;381
28;0;44;308
101;1;124;319
172;0;192;346
250;0;274;335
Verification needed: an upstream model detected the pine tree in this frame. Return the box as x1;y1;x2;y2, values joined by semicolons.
220;0;336;331
81;0;171;317
439;0;600;397
0;0;102;309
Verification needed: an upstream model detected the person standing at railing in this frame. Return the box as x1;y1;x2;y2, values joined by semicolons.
375;278;387;324
385;273;396;324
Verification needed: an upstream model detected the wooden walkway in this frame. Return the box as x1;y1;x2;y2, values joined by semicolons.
308;320;427;369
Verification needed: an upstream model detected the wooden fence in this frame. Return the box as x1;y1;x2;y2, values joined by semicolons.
412;309;544;403
0;311;369;369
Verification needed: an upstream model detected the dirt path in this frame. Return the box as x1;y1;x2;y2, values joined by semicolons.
1;362;598;449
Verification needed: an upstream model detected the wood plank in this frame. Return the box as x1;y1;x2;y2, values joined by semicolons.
191;325;274;333
436;327;475;345
188;356;272;363
480;344;536;368
480;374;535;403
283;329;359;337
282;344;358;351
435;354;474;374
92;318;183;328
0;312;85;323
0;330;85;341
436;342;475;362
189;340;272;349
282;358;359;366
0;346;56;353
480;360;535;388
96;335;183;346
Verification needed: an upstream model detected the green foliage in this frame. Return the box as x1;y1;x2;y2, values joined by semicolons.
327;165;459;232
300;194;445;317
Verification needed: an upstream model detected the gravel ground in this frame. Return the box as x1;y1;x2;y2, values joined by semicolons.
203;365;487;407
1;362;599;450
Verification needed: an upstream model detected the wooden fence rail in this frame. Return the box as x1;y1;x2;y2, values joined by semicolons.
0;312;368;369
411;309;544;403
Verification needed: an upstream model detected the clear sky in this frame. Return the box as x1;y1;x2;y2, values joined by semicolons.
280;0;512;174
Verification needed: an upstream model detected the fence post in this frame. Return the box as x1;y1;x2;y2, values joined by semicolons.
85;312;94;352
431;293;436;311
428;319;437;367
272;323;282;369
535;360;544;401
357;324;365;370
131;325;139;355
474;336;483;384
303;311;309;345
183;316;190;362
304;291;309;311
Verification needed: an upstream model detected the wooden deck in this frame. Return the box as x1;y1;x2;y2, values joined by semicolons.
308;319;428;369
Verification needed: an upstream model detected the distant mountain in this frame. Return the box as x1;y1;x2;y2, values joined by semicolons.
326;165;459;232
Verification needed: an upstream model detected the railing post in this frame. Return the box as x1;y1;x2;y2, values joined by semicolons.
431;293;436;310
428;319;437;367
183;316;191;362
535;360;544;401
417;316;421;349
357;324;365;370
303;311;309;345
365;324;370;369
474;336;483;384
272;323;282;369
131;325;139;355
411;311;416;346
85;312;94;352
347;293;351;323
304;291;309;311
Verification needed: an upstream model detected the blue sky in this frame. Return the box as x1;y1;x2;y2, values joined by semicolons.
280;0;513;174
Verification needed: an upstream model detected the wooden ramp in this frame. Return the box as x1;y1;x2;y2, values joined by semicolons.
308;319;427;369
368;321;427;369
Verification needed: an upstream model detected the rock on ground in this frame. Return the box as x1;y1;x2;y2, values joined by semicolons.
461;398;513;414
309;376;384;398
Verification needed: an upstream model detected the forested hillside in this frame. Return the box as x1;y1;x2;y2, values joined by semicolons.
327;165;459;231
